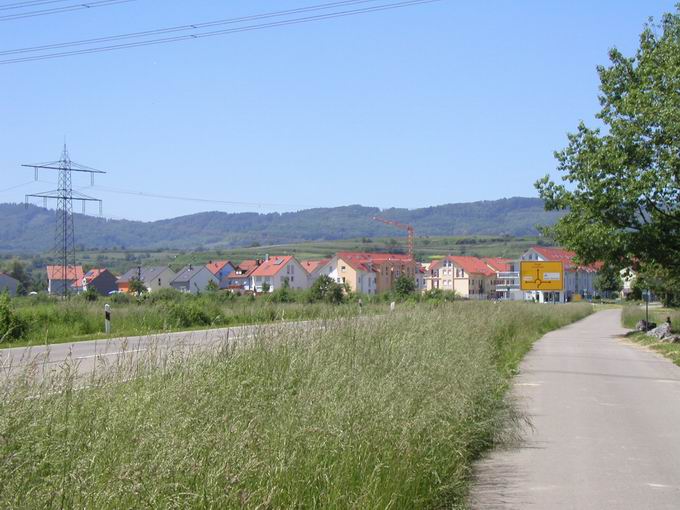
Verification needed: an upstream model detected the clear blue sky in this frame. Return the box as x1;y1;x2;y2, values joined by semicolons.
0;0;675;221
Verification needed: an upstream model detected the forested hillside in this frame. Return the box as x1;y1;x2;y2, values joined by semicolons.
0;197;561;252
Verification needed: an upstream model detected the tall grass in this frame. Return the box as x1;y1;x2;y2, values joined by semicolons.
4;295;382;347
621;304;680;331
0;302;591;509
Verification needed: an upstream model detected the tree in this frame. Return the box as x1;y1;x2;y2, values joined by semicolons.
309;275;345;304
7;260;29;295
394;275;416;298
129;278;148;295
594;264;623;298
205;280;219;293
536;10;680;283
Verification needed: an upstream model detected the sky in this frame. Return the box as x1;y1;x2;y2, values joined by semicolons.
0;0;676;222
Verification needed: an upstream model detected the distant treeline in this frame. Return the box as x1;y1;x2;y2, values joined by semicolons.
0;197;563;252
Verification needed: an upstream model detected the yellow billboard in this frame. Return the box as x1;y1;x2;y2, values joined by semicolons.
520;261;564;291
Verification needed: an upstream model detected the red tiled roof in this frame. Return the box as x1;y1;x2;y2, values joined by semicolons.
483;257;514;272
447;256;496;276
429;259;443;270
250;256;295;277
530;246;601;272
83;268;104;283
300;259;330;274
336;252;414;273
46;265;84;281
205;260;232;275
531;246;576;263
233;260;260;277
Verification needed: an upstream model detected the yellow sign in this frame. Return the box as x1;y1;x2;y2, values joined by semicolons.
520;261;564;291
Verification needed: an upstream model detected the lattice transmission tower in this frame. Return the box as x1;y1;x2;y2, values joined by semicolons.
23;145;106;297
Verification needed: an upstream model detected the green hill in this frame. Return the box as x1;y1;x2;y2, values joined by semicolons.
0;197;561;253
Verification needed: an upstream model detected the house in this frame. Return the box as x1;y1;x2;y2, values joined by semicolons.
334;254;378;294
335;252;417;294
74;269;118;295
427;255;496;299
221;259;261;292
205;260;235;286
46;265;84;295
521;246;601;303
170;265;219;294
117;266;177;293
250;256;309;293
415;263;428;292
301;258;336;284
0;273;20;296
483;257;522;300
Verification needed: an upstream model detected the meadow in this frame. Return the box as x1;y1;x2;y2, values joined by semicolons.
0;301;592;509
0;289;390;348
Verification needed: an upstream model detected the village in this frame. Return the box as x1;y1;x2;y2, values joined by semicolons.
0;245;607;304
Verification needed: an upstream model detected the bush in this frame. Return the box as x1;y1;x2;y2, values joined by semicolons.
0;293;27;342
165;301;221;328
82;287;99;302
143;288;184;304
394;275;416;298
308;275;345;304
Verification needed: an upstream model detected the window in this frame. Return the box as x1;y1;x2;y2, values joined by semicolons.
341;266;346;272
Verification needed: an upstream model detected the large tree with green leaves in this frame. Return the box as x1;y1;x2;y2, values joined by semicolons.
536;9;680;282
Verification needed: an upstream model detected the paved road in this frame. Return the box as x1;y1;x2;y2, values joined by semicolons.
470;309;680;509
0;320;323;383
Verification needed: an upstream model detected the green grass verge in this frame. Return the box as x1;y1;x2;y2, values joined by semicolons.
622;304;680;367
0;302;592;509
1;296;382;349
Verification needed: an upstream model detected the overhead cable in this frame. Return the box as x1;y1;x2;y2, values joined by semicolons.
0;0;442;64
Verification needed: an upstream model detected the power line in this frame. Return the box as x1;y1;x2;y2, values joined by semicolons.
31;178;320;209
0;0;442;64
1;0;379;56
0;0;82;11
0;0;135;22
84;183;319;210
0;180;35;193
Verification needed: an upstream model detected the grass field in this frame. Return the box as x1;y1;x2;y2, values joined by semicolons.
0;302;591;509
622;304;680;367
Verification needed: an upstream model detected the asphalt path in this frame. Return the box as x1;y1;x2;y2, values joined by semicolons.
0;319;324;383
470;308;680;509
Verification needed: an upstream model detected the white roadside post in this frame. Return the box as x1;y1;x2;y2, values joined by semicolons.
390;301;396;313
104;304;111;334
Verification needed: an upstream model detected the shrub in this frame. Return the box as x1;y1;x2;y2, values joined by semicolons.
82;287;99;302
165;302;216;328
308;275;345;304
394;275;416;298
0;293;27;342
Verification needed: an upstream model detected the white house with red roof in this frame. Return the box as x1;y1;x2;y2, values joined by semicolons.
427;255;496;299
46;265;84;295
221;260;261;292
301;258;337;285
250;255;309;293
483;257;522;300
521;246;601;303
335;252;417;294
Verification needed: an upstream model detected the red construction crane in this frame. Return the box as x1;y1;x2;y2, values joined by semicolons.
372;216;415;260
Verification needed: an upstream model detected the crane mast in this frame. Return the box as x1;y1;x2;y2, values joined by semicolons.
372;216;415;260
